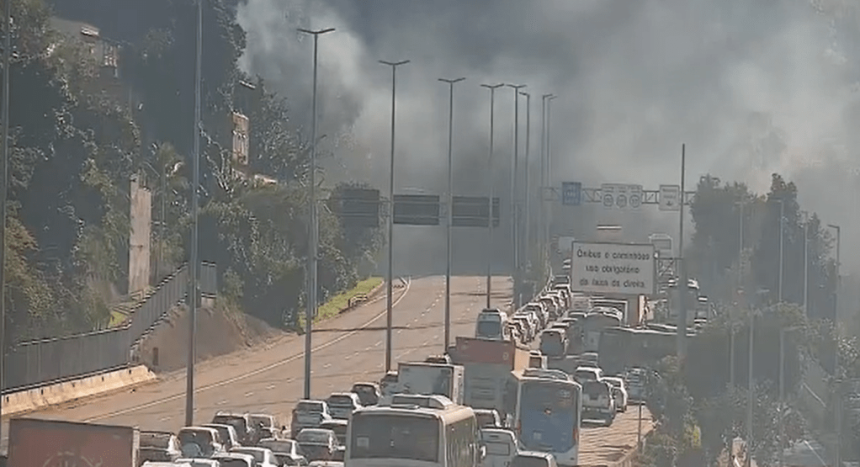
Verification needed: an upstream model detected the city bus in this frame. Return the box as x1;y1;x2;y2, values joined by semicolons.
345;394;483;467
579;312;624;352
503;368;582;467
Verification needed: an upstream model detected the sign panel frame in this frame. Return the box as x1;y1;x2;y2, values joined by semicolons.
561;182;582;206
600;183;644;209
570;241;656;295
659;184;681;211
393;194;441;225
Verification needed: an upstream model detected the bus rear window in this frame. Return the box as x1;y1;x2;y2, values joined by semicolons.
350;413;440;462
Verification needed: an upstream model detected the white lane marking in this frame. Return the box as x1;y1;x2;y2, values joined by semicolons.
323;363;331;369
266;384;276;390
159;416;171;422
217;400;228;405
84;278;415;422
374;341;382;347
244;391;254;397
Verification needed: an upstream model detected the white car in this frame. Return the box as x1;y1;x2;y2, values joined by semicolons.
291;400;332;438
212;453;255;467
230;447;279;467
257;438;307;466
325;392;361;420
603;376;629;412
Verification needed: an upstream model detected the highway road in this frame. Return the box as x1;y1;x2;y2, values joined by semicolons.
2;274;650;465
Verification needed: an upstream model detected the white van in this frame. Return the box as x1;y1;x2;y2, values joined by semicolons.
475;308;509;340
479;428;518;467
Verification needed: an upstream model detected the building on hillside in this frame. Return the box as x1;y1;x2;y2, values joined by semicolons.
48;17;129;106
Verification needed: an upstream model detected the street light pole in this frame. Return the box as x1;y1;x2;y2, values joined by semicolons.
802;212;809;317
545;95;556;255
380;59;409;372
438;76;465;350
746;312;754;467
185;0;203;427
0;0;12;432
298;26;335;399
777;199;785;303
506;84;526;309
827;222;842;467
520;91;531;285
481;83;503;309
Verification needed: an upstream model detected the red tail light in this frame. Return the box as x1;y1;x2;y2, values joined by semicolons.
572;427;579;444
516;420;521;436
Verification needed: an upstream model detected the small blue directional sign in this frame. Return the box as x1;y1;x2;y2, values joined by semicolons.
562;182;582;206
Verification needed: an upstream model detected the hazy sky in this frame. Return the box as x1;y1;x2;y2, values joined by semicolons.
235;0;860;272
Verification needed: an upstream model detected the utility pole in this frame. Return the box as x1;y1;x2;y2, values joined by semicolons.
677;144;688;358
746;312;754;467
777;199;784;303
438;76;465;350
297;26;335;399
481;83;503;309
520;91;531;287
506;84;525;309
0;0;13;435
379;59;410;372
544;95;556;261
185;0;203;427
802;212;808;317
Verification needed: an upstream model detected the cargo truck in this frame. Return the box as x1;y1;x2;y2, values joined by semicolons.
447;337;530;420
8;417;140;467
379;361;465;405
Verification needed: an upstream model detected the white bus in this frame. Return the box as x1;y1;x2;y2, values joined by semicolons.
648;233;674;259
503;369;582;467
345;394;484;467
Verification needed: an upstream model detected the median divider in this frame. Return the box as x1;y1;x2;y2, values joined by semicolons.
2;365;156;417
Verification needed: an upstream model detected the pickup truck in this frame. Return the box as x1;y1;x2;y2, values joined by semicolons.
581;380;616;426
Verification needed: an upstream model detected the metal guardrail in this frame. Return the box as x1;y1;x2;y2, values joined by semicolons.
3;263;217;392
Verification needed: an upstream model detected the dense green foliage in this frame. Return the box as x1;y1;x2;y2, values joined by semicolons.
3;0;383;340
687;173;837;320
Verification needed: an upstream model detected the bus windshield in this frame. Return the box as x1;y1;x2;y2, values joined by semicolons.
349;413;440;462
519;381;578;452
476;320;502;339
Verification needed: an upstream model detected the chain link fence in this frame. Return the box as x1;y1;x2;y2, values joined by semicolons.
3;262;217;392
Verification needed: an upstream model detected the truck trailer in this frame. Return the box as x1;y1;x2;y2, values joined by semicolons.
447;337;530;420
8;417;140;467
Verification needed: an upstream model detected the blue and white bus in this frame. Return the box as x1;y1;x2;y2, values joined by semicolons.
503;369;582;467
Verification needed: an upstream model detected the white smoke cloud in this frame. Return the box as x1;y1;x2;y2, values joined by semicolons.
235;0;860;273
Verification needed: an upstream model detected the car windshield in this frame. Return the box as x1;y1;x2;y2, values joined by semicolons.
512;455;549;467
296;401;325;413
260;439;296;454
476;320;501;338
214;458;250;467
178;431;213;448
212;415;246;434
476;412;497;427
233;449;266;464
250;415;273;428
202;425;231;444
327;395;354;406
574;370;596;381
485;441;511;456
141;432;174;449
297;430;331;444
605;378;622;388
584;381;609;397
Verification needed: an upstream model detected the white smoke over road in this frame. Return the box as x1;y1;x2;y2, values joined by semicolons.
236;0;860;273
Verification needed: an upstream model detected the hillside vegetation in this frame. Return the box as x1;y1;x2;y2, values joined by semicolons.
3;0;382;342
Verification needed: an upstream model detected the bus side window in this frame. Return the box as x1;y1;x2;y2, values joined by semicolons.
503;380;517;416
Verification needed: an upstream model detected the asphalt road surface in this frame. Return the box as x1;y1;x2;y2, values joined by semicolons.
2;275;649;465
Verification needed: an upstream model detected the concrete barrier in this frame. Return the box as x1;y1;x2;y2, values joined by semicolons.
2;365;156;416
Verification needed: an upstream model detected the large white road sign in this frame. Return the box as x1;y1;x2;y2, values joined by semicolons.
571;241;655;295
